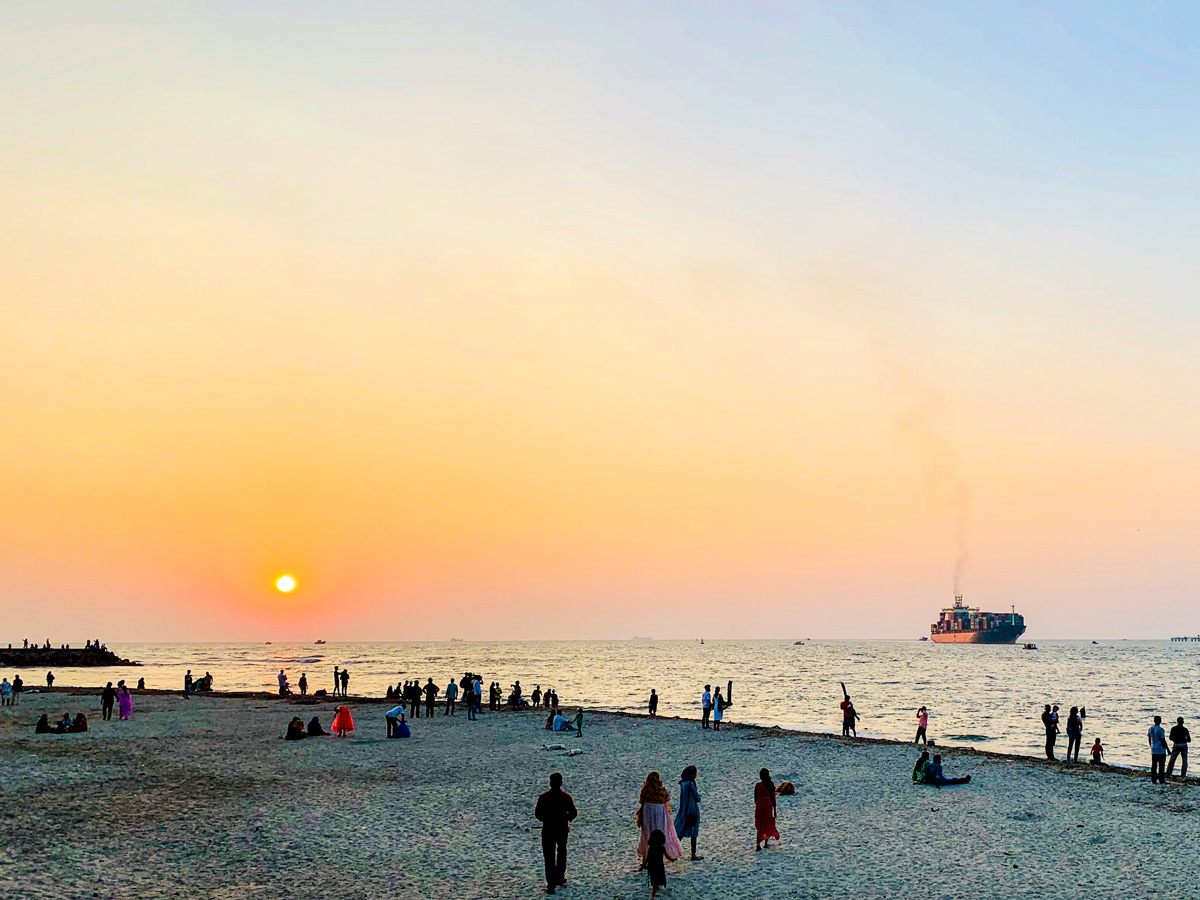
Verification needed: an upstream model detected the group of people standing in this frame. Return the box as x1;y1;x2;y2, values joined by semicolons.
0;675;23;706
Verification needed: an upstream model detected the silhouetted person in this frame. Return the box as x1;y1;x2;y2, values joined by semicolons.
1168;717;1191;779
532;685;542;707
340;668;350;697
648;689;659;718
701;685;712;729
307;715;327;736
333;666;340;698
46;671;54;688
444;678;458;715
101;682;116;721
299;672;308;696
137;677;144;690
1066;706;1083;763
840;694;859;737
409;681;421;718
184;670;193;699
915;706;928;745
534;772;577;895
424;678;438;716
1149;715;1169;783
1041;705;1057;759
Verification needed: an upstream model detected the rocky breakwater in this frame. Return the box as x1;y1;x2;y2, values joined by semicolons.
0;647;139;668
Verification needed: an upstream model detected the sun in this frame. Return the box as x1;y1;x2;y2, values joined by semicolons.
275;574;297;593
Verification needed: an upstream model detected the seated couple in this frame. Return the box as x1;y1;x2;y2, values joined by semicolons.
36;713;88;734
284;716;329;740
912;751;970;787
385;706;411;738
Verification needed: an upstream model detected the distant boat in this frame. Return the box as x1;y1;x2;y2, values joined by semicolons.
793;641;804;646
315;640;326;645
1091;640;1098;645
700;638;704;644
1023;643;1038;650
919;636;929;641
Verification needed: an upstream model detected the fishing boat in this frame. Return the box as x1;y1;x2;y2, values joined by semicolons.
930;595;1026;644
1023;643;1038;650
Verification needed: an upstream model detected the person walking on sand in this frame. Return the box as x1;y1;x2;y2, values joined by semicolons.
1066;707;1083;763
116;682;133;720
753;768;779;851
299;672;307;696
535;772;578;895
1041;704;1057;760
1149;715;1169;784
647;829;668;898
444;677;458;715
674;765;703;861
637;771;684;864
333;666;340;698
101;682;116;721
340;667;350;697
1168;717;1191;780
915;706;929;745
648;689;659;718
701;685;712;729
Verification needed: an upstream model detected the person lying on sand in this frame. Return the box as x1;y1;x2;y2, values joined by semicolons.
922;753;971;787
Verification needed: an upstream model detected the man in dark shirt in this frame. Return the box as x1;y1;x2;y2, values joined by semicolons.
1041;705;1057;759
534;772;578;895
1168;717;1191;780
423;678;439;717
101;682;117;721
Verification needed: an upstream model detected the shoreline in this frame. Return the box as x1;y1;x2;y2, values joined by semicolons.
27;684;1184;784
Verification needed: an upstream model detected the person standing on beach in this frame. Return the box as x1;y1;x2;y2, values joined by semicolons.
674;765;702;861
0;678;10;708
1149;716;1169;783
299;672;307;696
101;682;116;721
1168;717;1191;779
340;668;350;697
532;685;542;708
11;674;21;705
712;687;724;731
840;695;859;737
535;772;578;895
637;772;684;864
753;768;779;851
46;671;54;688
333;666;340;698
648;690;659;718
444;677;458;715
424;678;438;717
1041;705;1057;760
184;670;193;699
915;707;929;746
1066;707;1083;763
701;685;712;729
116;682;133;720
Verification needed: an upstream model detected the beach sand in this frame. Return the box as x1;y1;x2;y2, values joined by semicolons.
1;691;1197;899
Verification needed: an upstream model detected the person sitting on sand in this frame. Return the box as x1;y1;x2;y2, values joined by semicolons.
552;713;573;732
912;750;931;784
1091;738;1104;765
54;713;73;734
646;828;667;898
35;714;52;734
637;771;683;864
285;717;306;740
307;715;327;736
754;768;779;850
924;753;971;787
331;705;355;738
69;712;88;733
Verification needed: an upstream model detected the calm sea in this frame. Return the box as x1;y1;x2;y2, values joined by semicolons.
22;639;1200;767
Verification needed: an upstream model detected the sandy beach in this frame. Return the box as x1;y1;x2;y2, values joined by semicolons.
2;690;1198;900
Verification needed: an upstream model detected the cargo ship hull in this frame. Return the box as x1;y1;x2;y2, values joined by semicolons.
930;624;1026;644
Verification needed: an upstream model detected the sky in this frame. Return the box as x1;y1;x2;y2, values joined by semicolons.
3;2;1200;640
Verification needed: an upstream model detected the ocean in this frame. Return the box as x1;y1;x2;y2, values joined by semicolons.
22;639;1200;767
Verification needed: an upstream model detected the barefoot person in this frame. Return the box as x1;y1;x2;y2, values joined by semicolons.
637;771;683;865
534;772;577;896
915;706;929;745
753;768;779;850
673;765;702;861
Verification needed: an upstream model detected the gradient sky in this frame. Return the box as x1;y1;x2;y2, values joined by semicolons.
4;3;1200;640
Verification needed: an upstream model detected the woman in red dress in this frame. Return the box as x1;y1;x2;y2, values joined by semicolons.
331;705;355;737
753;767;779;851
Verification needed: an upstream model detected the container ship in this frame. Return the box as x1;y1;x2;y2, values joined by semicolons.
930;595;1026;644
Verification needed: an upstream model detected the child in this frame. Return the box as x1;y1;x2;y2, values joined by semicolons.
647;829;667;897
1090;738;1104;765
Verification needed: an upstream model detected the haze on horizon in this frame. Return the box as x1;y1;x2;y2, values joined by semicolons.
4;3;1200;642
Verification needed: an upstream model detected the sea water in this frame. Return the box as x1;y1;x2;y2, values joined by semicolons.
22;639;1200;767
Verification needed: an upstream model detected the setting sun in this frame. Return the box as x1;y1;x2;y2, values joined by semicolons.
275;575;296;593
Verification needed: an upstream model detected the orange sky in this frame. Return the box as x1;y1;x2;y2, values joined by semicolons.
4;5;1200;639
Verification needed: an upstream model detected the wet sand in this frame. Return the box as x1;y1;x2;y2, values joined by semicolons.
2;690;1197;899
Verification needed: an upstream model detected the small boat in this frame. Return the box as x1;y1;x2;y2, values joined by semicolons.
919;636;929;641
315;640;326;645
793;641;804;646
1023;643;1038;650
1091;640;1098;645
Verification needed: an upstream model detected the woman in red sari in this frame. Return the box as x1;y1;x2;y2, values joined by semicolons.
331;705;355;737
753;767;779;851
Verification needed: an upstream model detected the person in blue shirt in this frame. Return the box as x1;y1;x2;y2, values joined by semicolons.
1148;716;1169;784
924;754;971;787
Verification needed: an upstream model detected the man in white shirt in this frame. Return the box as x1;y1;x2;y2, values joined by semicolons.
472;677;483;719
701;685;712;730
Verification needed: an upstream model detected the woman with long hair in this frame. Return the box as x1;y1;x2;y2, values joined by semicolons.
673;765;702;861
116;682;133;721
636;771;684;864
754;768;779;851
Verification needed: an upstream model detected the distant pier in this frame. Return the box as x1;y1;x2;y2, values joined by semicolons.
1170;636;1200;642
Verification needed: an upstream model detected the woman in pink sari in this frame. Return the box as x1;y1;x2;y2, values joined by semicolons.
116;682;133;721
636;771;684;863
